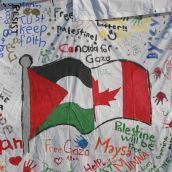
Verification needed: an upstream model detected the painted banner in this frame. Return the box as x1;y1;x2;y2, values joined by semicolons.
0;0;171;172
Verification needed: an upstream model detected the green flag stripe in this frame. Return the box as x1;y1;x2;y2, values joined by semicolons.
35;102;94;136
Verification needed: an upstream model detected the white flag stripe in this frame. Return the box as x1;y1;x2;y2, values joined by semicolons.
92;61;123;127
57;76;93;109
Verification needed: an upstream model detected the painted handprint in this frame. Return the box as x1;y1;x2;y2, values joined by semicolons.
154;92;168;105
152;67;162;80
23;160;37;172
74;135;88;149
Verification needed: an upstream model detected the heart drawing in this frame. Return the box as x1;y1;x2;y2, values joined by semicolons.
54;157;63;166
9;156;22;166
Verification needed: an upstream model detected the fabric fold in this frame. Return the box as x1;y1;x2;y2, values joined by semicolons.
73;0;172;21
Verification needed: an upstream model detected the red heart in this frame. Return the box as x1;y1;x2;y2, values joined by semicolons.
54;157;63;165
9;156;22;166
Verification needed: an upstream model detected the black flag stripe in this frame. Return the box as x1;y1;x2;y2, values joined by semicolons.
31;58;92;88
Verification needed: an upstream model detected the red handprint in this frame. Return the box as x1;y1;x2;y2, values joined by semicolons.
23;160;37;172
152;67;161;80
154;91;168;105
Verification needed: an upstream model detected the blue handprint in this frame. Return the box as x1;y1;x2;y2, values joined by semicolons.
74;135;88;149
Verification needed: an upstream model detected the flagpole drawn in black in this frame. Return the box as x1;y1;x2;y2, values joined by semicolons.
19;54;33;154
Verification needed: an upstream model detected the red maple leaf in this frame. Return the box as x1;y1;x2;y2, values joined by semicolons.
92;78;120;106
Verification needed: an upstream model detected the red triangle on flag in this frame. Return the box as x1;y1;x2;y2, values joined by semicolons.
27;69;68;139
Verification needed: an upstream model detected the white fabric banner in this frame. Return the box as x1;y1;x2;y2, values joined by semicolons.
73;0;172;20
0;0;49;3
0;0;171;171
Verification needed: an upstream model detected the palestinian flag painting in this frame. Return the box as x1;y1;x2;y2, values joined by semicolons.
20;55;151;154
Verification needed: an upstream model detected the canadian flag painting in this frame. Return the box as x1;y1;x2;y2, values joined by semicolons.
20;55;151;154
